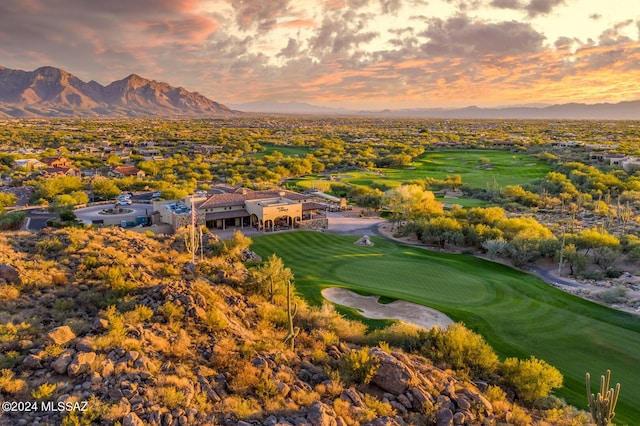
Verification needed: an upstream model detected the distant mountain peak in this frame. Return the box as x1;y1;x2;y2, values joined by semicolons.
0;65;238;118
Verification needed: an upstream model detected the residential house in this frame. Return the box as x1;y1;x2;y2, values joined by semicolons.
13;158;44;169
41;157;73;168
43;167;82;177
108;166;145;178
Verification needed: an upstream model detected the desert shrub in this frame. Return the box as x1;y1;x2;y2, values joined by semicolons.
157;386;185;410
0;284;19;300
315;374;343;399
311;348;330;364
123;304;154;324
334;398;358;425
31;382;56;400
61;396;107;426
367;321;426;352
36;236;64;254
423;323;498;378
98;265;136;294
299;302;367;343
313;329;339;346
509;404;532;426
485;384;507;402
581;270;604;280
0;351;22;369
50;270;68;285
291;389;321;407
604;268;623;278
204;308;228;332
598;286;628;304
544;406;592;425
44;344;65;358
54;298;74;313
223;396;261;420
0;211;27;230
0;322;32;343
158;301;185;324
255;372;279;400
341;348;379;385
502;356;563;405
228;361;260;395
0;368;26;394
94;305;141;350
363;393;396;417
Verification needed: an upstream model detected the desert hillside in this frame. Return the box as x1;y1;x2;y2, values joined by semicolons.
0;228;588;425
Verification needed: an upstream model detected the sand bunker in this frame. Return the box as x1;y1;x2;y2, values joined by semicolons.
322;287;453;329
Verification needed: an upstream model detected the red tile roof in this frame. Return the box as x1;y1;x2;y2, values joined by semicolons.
198;189;307;209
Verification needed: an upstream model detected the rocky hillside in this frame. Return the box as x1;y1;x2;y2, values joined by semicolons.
0;228;589;425
0;66;237;118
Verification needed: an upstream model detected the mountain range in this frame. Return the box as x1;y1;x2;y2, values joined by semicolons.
0;66;235;118
233;100;640;120
1;65;639;119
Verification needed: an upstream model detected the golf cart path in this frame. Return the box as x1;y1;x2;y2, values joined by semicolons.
321;287;453;329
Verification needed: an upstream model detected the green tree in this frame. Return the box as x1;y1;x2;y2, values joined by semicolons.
576;227;620;255
502;356;563;405
562;244;589;276
383;184;443;229
92;178;121;200
420;216;463;248
248;254;293;302
0;193;17;214
212;230;252;262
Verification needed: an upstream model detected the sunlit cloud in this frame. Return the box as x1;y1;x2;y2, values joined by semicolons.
0;0;638;109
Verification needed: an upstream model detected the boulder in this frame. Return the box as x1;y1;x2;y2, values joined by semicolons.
123;412;145;426
45;326;76;346
364;417;405;426
67;351;96;377
369;348;416;395
0;264;21;285
354;235;374;246
306;401;337;426
51;350;75;374
435;408;453;426
23;354;43;369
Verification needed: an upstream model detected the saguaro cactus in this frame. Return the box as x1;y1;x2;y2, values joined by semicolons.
283;278;300;351
586;370;621;426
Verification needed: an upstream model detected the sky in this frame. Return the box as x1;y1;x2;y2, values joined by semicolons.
1;0;639;109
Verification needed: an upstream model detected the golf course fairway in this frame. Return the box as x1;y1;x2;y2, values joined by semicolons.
251;231;640;423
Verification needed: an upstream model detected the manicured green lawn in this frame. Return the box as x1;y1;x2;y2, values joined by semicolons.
255;143;311;158
251;231;640;424
341;149;551;190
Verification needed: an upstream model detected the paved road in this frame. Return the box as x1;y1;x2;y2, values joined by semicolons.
524;265;581;288
74;203;153;225
25;210;57;231
325;212;385;236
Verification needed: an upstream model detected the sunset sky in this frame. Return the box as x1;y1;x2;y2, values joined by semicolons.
1;0;639;109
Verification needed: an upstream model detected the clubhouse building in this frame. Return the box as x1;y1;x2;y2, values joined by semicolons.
156;188;329;232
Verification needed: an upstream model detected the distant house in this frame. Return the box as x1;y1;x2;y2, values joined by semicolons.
109;166;145;178
43;167;82;177
41;157;73;168
13;158;44;169
622;157;640;172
